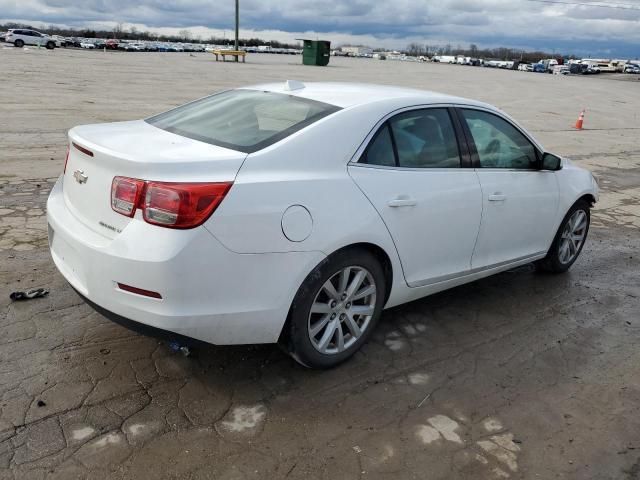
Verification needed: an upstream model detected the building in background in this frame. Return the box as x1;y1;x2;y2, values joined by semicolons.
340;46;373;56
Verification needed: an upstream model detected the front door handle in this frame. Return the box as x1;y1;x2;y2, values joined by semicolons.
388;197;417;208
488;194;506;202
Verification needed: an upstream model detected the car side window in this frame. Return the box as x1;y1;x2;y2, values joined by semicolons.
460;109;538;169
361;124;395;167
389;109;461;168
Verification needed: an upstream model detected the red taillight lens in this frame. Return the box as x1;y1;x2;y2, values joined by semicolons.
111;177;144;217
143;184;182;225
63;147;69;174
143;182;231;228
110;177;231;229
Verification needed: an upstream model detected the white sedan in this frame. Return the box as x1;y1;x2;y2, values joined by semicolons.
47;82;598;368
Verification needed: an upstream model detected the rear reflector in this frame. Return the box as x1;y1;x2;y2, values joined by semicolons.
111;177;232;229
72;142;94;157
117;283;162;299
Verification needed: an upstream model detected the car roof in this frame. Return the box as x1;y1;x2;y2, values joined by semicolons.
246;82;492;110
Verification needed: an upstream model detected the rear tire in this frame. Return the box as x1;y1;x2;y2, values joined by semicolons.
14;40;24;48
536;200;590;273
284;249;386;369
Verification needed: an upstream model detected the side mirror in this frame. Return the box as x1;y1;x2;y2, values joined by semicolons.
541;152;562;171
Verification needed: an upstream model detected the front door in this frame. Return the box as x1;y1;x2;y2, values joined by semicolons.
457;108;559;268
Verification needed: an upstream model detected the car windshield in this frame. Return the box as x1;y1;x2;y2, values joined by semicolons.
146;89;341;153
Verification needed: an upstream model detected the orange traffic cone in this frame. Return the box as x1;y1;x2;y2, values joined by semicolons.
574;109;585;130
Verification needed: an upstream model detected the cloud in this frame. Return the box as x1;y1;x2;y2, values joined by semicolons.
1;0;639;57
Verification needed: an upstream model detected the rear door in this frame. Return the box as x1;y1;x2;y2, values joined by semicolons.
32;32;45;46
23;31;38;46
456;108;559;268
349;107;483;287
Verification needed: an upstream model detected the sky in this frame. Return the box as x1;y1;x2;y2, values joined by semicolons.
1;0;640;58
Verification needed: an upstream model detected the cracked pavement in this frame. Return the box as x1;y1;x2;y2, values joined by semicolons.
1;49;639;479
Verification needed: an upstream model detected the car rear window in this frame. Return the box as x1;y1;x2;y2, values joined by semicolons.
146;89;341;153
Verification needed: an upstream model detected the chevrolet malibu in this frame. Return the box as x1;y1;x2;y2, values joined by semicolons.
47;82;598;368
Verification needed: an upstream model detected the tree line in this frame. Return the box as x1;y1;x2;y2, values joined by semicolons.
0;22;300;49
405;42;572;61
0;21;571;60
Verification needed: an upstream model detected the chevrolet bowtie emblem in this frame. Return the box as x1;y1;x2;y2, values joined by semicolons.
73;169;88;184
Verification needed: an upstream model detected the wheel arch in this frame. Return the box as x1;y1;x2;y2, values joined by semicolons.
277;241;394;347
578;193;596;207
538;192;593;273
328;242;394;305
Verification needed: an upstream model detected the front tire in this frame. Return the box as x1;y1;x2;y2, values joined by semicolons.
46;41;55;50
537;200;590;273
285;249;386;369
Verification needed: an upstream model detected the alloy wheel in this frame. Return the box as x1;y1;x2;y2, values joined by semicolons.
307;266;377;355
558;209;588;264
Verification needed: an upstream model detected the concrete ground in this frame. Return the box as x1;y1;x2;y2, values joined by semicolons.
1;48;639;480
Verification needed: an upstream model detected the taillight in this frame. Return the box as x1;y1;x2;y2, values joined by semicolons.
111;177;144;217
63;147;69;173
110;177;231;229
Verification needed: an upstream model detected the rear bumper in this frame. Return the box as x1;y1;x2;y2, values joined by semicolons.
47;175;325;345
74;287;207;347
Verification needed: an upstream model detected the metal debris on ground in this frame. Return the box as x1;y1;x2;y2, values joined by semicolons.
9;288;49;301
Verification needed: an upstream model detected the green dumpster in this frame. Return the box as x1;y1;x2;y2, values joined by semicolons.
300;39;331;66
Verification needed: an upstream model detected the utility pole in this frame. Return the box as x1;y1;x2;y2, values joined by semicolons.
235;0;239;61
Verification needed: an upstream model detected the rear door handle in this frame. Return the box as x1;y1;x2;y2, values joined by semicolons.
388;197;417;208
488;194;506;202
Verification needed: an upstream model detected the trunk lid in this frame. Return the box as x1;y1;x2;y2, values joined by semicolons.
63;120;247;239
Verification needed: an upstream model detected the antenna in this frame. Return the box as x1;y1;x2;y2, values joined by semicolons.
284;80;305;91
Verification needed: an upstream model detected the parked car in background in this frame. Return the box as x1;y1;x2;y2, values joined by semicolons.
48;82;598;368
569;63;587;75
62;37;81;48
105;39;119;50
552;65;570;75
5;29;60;49
623;64;640;74
80;41;95;49
539;58;560;72
0;31;6;42
532;63;547;73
